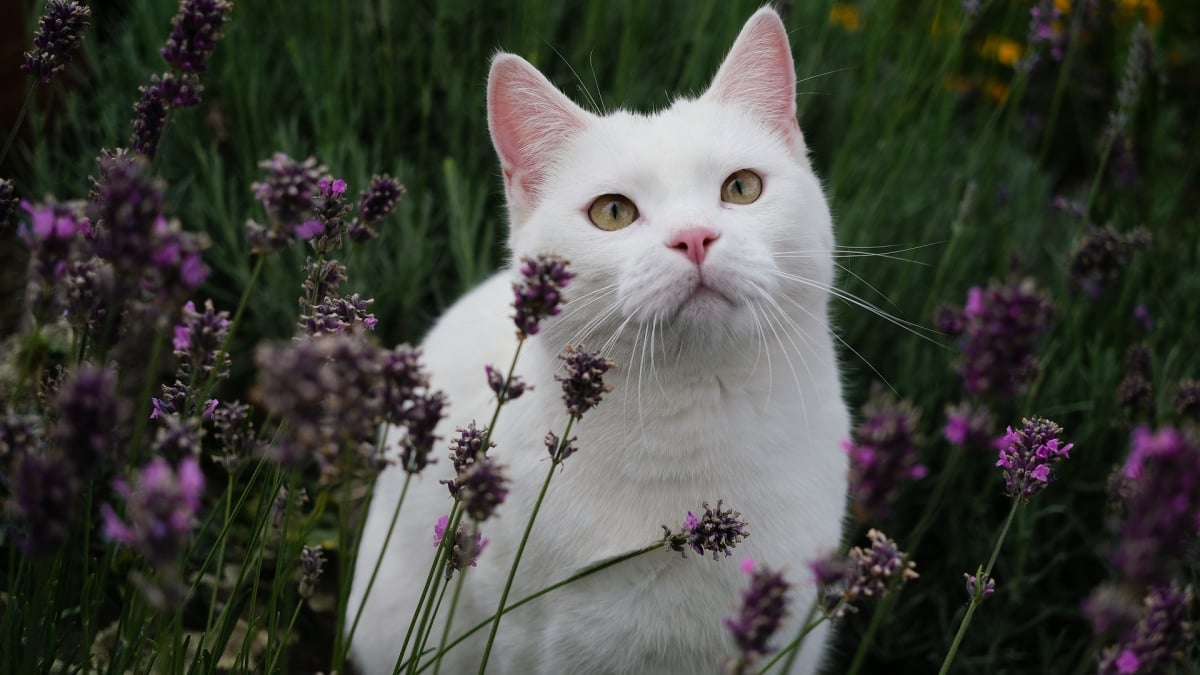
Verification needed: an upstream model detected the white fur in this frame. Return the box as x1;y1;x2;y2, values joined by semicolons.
348;8;848;674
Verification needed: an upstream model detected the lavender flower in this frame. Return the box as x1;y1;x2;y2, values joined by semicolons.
10;453;77;555
485;364;528;402
447;422;493;475
0;178;16;229
152;414;204;461
160;0;233;74
254;334;386;479
63;257;114;332
724;558;791;671
843;529;919;603
1112;426;1200;584
53;363;119;474
19;199;87;284
21;1;92;84
995;417;1073;500
101;456;205;566
963;572;996;602
300;257;347;307
1172;379;1200;422
302;293;377;336
1101;23;1153;152
0;410;40;459
662;500;750;560
845;390;926;520
399;391;447;474
950;279;1053;399
1069;226;1150;298
306;177;353;254
512;254;573;337
1116;345;1154;424
1083;584;1141;639
174;299;232;379
455;458;509;522
130;73;202;157
1021;0;1066;69
349;175;404;241
943;401;995;449
211;400;254;471
556;344;615;420
297;545;326;600
1098;585;1195;675
379;343;430;423
433;515;487;581
248;153;329;251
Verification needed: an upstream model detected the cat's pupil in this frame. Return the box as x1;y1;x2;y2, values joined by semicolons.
732;180;743;195
608;201;618;219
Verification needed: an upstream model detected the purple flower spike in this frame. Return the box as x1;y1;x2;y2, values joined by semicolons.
556;345;615;421
161;0;233;74
432;516;487;581
53;363;119;475
456;458;509;522
994;417;1072;500
11;453;78;555
845;389;925;521
943;401;995;449
964;572;996;602
663;500;750;560
447;422;493;475
357;175;405;226
0;178;16;228
485;363;528;402
512;254;573;337
844;529;919;603
101;456;205;566
950;279;1053;400
724;559;791;669
1112;426;1200;585
297;545;326;599
1098;585;1195;675
21;1;92;84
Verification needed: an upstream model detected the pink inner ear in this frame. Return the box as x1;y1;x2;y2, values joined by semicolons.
488;55;589;208
704;9;800;139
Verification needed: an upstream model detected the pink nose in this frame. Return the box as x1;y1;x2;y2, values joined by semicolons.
668;227;719;266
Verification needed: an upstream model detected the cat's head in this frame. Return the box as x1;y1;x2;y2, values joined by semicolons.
488;8;834;356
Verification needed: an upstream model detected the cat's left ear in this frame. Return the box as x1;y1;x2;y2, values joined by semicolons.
702;8;806;158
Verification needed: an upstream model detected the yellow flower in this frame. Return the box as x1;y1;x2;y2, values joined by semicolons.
1119;0;1163;26
829;3;862;32
980;36;1025;67
983;77;1010;103
1055;0;1071;14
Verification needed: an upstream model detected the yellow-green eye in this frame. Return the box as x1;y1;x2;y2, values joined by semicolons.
721;169;762;205
588;194;639;231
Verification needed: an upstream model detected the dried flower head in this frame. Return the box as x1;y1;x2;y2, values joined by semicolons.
724;559;791;671
53;363;120;475
10;452;78;555
1098;585;1195;675
297;545;326;600
943;401;996;449
21;1;92;84
995;417;1073;500
101;456;205;566
662;500;750;560
1112;426;1200;584
512;254;572;337
543;430;579;463
951;279;1053;399
161;0;233;74
845;389;926;520
557;345;615;420
1116;345;1155;424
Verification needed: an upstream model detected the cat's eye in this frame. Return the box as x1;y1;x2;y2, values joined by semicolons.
721;170;763;205
588;194;639;231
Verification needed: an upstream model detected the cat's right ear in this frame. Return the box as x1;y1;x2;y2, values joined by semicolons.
488;54;590;218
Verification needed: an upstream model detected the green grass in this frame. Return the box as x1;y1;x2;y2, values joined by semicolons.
5;0;1200;673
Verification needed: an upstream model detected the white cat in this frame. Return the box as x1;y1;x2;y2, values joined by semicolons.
348;8;849;674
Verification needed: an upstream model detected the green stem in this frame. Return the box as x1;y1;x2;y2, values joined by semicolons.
762;596;823;674
0;81;34;167
414;542;661;673
410;576;453;674
205;473;235;634
432;564;470;675
476;417;576;674
936;499;1021;675
265;601;305;675
198;255;265;406
394;502;463;675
